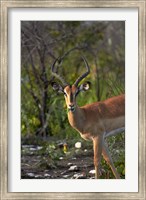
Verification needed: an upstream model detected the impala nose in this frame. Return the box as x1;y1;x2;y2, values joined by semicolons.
68;104;75;112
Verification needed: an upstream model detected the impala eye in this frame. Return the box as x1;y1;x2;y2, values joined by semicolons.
64;92;67;97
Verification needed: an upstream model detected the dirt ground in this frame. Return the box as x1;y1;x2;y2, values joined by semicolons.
21;150;95;179
21;135;125;179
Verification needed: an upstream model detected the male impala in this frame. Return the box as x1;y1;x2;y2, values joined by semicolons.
51;56;125;179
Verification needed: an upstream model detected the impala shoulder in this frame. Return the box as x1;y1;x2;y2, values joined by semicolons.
104;94;125;103
81;102;100;110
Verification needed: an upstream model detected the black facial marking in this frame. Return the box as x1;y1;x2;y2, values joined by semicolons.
70;92;73;103
64;92;67;97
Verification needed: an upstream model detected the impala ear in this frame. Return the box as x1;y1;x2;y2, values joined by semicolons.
79;81;91;92
82;81;91;91
51;82;64;93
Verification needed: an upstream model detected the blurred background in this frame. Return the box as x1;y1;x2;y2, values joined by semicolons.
21;21;125;179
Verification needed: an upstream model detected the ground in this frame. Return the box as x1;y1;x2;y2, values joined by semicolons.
21;135;125;179
21;148;94;179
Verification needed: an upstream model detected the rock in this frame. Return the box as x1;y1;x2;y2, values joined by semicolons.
89;169;96;174
22;145;34;148
68;165;78;171
35;175;43;178
62;174;70;179
30;147;37;151
29;146;43;151
75;142;82;148
73;173;86;179
67;162;73;166
27;173;35;177
37;146;43;150
44;173;51;177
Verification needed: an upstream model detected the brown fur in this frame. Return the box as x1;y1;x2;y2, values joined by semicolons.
67;94;125;139
63;85;125;179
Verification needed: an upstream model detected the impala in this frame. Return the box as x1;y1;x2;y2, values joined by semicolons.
51;56;125;179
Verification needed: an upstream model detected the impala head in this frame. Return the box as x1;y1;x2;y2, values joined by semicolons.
51;56;90;112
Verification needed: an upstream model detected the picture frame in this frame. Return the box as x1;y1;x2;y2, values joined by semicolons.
0;0;145;199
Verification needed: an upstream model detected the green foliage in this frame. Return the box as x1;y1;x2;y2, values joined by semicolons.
103;132;125;178
21;21;125;141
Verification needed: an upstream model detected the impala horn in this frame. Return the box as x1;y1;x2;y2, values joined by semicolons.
51;57;68;87
74;56;90;86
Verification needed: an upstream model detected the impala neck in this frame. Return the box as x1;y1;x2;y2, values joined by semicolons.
67;105;85;132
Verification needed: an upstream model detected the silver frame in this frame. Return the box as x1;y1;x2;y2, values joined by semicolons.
0;0;145;199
